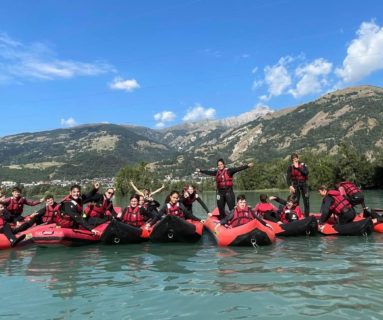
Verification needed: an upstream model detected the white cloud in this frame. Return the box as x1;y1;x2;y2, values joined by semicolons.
61;117;78;128
109;77;140;92
336;20;383;82
182;104;216;122
252;79;263;90
0;32;115;82
289;58;332;98
263;56;293;99
154;111;176;128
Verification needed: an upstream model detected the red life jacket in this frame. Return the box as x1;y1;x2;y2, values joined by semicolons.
55;195;83;228
6;197;26;215
43;203;61;224
229;205;254;227
166;202;185;219
182;187;197;206
84;196;112;219
280;205;303;223
215;168;233;189
121;206;146;227
290;164;307;182
328;190;352;215
0;216;4;228
255;203;276;217
339;181;361;197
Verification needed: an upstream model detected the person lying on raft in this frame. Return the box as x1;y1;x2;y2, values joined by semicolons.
55;183;101;235
318;185;357;225
215;194;258;230
180;185;210;215
269;194;304;224
12;194;61;233
196;159;253;220
0;186;44;224
157;191;203;222
0;203;26;246
118;195;158;229
254;194;279;222
129;180;165;202
83;187;119;226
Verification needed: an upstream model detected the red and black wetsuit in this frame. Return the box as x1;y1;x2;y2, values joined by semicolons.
287;163;310;217
0;196;41;223
84;193;118;226
319;190;355;224
56;189;98;230
158;202;201;221
120;205;157;227
254;202;279;222
338;181;366;208
219;205;257;227
200;165;251;220
180;189;209;215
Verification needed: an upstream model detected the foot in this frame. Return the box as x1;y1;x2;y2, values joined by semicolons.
10;234;26;247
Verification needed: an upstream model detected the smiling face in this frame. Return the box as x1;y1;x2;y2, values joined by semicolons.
319;189;327;197
70;188;81;200
169;193;179;204
12;190;21;199
139;195;145;206
130;197;138;208
104;188;115;199
187;186;194;194
217;161;225;170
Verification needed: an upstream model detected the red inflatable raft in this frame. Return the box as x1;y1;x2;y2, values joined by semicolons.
204;208;275;246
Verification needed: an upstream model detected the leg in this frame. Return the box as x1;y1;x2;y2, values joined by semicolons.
301;183;310;217
216;190;226;220
339;208;356;224
226;188;236;211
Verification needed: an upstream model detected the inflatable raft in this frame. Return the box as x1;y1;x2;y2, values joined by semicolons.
149;215;203;243
265;216;318;236
204;208;275;246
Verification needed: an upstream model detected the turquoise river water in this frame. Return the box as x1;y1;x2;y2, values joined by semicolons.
1;190;383;320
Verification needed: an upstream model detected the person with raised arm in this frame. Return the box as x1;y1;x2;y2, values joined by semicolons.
286;153;310;217
196;159;253;220
180;185;210;215
129;180;165;201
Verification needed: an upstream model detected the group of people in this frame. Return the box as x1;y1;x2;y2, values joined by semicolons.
0;153;377;246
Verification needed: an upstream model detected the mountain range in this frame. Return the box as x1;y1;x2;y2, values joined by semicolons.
1;85;382;182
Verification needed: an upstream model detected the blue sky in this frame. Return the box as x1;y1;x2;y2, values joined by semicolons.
0;0;383;136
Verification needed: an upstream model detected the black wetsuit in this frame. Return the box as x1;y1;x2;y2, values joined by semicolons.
287;164;310;217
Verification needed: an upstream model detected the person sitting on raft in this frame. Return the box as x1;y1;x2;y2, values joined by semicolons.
254;194;279;222
55;183;101;235
318;185;356;225
215;194;259;230
157;191;203;222
118;194;158;228
336;181;369;215
83;187;119;226
180;185;210;215
129;180;165;202
196;159;253;220
0;203;26;247
269;194;304;224
0;187;44;224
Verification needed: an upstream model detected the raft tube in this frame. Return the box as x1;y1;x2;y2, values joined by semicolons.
204;208;275;246
318;218;373;236
265;216;318;237
100;219;145;244
149;215;203;243
30;222;109;247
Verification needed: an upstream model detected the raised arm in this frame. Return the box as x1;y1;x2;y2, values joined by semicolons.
196;168;217;176
227;163;253;176
151;184;165;197
130;181;144;197
196;196;210;214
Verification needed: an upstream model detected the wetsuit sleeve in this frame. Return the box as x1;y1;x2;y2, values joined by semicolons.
220;209;234;225
107;202;118;218
180;203;200;221
32;206;47;224
23;198;42;206
273;196;287;206
227;165;250;176
199;169;217;176
286;165;293;186
61;202;93;231
319;196;333;224
296;164;308;177
0;198;11;205
82;188;99;203
195;196;209;214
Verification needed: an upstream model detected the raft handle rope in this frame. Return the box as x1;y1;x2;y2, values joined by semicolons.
113;237;121;244
168;232;174;239
306;229;311;236
250;237;258;248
